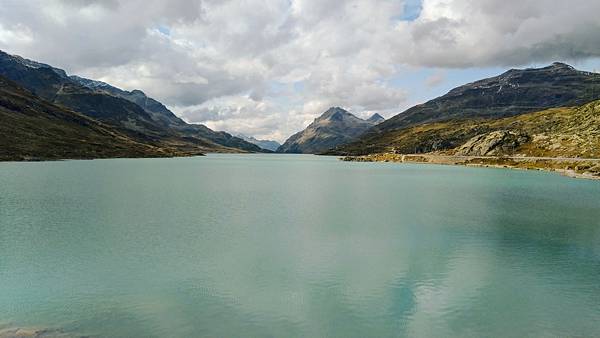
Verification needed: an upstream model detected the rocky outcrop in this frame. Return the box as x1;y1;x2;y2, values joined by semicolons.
455;130;530;156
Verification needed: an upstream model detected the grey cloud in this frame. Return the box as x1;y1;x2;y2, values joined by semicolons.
58;0;120;10
410;17;459;47
403;0;600;68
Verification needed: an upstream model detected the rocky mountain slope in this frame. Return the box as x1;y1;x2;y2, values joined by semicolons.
70;75;260;151
236;134;280;151
278;107;384;153
0;75;193;161
340;99;600;159
342;99;600;179
332;63;600;155
454;100;600;158
0;50;263;154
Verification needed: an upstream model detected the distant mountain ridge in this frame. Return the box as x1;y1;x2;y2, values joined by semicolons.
236;134;280;151
367;113;385;123
69;75;262;152
277;107;384;154
69;75;187;127
0;50;263;154
330;62;600;155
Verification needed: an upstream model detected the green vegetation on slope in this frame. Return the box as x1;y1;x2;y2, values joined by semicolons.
332;99;600;158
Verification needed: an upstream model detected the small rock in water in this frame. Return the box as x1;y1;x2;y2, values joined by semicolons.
0;328;80;338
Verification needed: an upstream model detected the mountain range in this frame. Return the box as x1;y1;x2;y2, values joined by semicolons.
236;134;280;152
328;62;600;155
277;107;384;153
0;50;263;160
2;50;600;161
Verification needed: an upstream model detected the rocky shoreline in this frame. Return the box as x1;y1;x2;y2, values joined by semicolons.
342;153;600;180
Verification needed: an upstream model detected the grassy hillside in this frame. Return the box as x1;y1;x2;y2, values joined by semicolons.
330;99;600;158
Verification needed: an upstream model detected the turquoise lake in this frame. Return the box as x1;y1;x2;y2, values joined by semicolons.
1;154;599;337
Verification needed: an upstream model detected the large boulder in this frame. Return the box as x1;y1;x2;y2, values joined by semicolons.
455;130;530;156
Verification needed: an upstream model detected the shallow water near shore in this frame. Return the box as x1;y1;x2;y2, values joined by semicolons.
1;154;600;337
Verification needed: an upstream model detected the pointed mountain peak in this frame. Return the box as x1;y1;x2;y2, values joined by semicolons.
130;89;147;97
502;62;578;77
549;62;575;70
367;113;385;123
278;106;378;153
319;107;352;121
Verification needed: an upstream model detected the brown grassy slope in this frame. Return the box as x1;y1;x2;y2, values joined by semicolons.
329;100;600;158
0;76;201;161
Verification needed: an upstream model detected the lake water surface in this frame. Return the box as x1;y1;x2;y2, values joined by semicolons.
1;154;600;337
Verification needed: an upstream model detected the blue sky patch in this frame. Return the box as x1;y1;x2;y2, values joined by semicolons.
399;0;423;21
157;24;171;36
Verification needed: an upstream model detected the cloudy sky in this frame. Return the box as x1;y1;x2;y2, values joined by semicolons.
1;0;600;142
